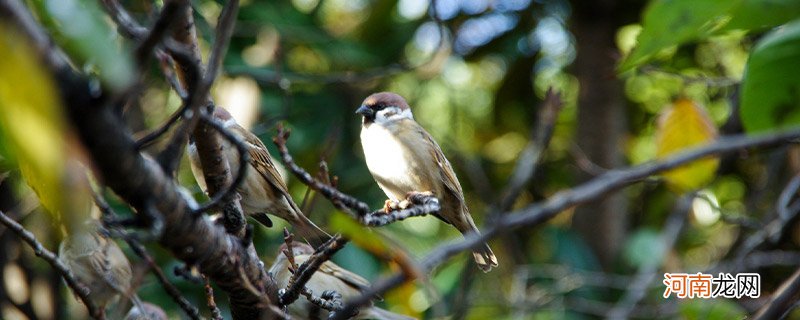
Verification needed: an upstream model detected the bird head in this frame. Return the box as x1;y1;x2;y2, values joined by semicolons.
356;92;413;125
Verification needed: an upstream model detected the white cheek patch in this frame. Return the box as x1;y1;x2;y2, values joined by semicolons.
375;106;414;125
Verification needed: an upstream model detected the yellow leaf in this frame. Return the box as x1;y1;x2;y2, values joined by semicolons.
655;98;720;192
0;23;90;227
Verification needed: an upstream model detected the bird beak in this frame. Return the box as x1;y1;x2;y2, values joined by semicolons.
355;105;374;119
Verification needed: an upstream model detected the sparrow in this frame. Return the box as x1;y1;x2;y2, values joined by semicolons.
125;302;168;320
58;226;138;316
188;107;329;245
269;242;416;320
356;92;498;272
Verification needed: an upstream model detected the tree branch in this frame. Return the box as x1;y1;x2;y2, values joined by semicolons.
0;211;102;319
333;127;800;319
753;266;800;320
607;194;691;319
279;235;349;306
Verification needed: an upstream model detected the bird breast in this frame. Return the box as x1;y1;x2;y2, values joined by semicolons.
360;122;432;200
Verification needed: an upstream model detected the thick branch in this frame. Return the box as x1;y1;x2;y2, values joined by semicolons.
0;1;280;318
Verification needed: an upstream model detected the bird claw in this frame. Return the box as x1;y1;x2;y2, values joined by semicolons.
397;200;411;209
383;200;399;213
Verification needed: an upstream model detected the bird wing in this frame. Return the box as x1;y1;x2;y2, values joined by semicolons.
417;125;469;217
244;132;302;214
99;237;132;294
319;261;371;292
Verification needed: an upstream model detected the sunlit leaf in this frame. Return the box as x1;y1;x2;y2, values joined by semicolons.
330;212;389;251
619;0;738;72
721;0;800;32
740;19;800;132
40;0;134;91
656;99;719;192
0;23;66;216
0;23;92;230
619;0;800;72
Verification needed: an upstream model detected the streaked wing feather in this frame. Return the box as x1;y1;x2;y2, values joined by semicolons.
319;262;371;291
419;127;466;206
245;134;299;210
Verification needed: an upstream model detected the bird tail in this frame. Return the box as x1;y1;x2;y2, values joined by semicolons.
459;217;498;273
360;306;417;320
472;242;498;273
288;205;331;247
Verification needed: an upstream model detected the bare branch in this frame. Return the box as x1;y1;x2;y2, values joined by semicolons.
333;127;800;319
133;0;187;68
129;239;201;319
607;194;691;320
0;211;102;319
204;276;224;320
279;235;349;306
753;267;800;320
496;88;563;212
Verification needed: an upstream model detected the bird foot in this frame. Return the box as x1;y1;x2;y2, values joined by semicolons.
383;200;399;213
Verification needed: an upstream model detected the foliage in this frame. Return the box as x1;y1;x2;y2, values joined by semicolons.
2;0;800;319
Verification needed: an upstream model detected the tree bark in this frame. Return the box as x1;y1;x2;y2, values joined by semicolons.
570;0;633;269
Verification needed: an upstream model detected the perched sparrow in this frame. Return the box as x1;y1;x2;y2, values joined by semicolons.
270;242;415;320
125;302;168;320
58;226;136;315
356;92;498;272
188;107;329;244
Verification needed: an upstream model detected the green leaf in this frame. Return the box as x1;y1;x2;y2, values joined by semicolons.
619;0;800;72
679;298;746;319
619;0;739;72
623;229;663;268
722;0;800;32
41;0;134;91
740;19;800;132
329;211;391;254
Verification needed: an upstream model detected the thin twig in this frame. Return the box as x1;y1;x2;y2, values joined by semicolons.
282;229;298;272
100;0;148;39
332;127;800;319
92;190;201;319
279;235;349;306
129;239;201;319
753;267;800;320
204;275;224;320
607;194;691;320
0;211;102;319
133;0;187;67
496;88;563;212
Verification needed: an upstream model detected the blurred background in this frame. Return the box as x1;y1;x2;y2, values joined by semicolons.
1;0;799;319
